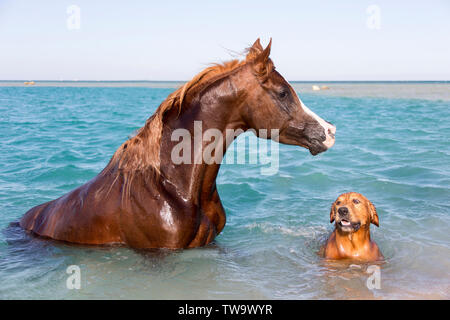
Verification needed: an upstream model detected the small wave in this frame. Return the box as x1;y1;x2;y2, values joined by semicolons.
244;222;328;238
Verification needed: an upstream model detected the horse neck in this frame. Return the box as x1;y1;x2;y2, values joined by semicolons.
159;75;248;203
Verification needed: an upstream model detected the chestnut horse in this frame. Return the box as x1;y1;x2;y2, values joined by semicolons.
20;39;336;248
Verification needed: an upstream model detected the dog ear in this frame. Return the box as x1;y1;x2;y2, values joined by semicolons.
330;202;336;223
369;201;379;227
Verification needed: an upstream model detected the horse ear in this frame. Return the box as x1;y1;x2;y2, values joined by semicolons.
330;201;336;223
246;38;264;61
251;38;272;79
369;201;379;227
251;38;264;53
254;38;272;64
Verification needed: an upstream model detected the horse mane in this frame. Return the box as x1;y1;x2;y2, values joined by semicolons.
99;41;273;201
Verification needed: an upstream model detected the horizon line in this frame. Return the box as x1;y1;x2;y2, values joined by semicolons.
1;79;449;83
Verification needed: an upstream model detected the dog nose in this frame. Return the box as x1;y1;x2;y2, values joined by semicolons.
338;207;349;216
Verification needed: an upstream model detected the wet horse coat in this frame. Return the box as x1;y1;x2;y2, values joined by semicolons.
20;39;336;248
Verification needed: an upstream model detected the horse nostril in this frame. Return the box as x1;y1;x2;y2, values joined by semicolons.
338;207;348;216
327;128;335;139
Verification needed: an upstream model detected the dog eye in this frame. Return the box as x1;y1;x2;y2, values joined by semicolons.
353;199;360;204
336;201;341;205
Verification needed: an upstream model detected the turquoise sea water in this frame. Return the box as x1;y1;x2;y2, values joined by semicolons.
0;83;449;299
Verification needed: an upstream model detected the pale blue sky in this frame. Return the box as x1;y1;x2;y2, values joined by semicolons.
0;0;449;80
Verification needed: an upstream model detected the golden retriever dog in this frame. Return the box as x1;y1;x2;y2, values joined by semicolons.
323;192;383;261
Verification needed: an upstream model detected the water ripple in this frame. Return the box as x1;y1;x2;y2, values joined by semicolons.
1;86;449;299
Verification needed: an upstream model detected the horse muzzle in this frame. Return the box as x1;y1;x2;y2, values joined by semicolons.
310;122;336;154
297;99;336;152
323;123;336;149
281;122;336;155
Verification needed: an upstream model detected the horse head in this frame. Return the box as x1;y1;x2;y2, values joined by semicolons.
240;39;336;155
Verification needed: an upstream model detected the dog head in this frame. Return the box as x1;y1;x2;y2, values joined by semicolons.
330;192;379;233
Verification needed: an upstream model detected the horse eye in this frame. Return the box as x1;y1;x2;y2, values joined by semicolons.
353;199;360;204
278;90;288;99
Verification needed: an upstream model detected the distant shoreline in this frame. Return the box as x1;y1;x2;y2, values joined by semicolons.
2;80;448;101
1;80;448;83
